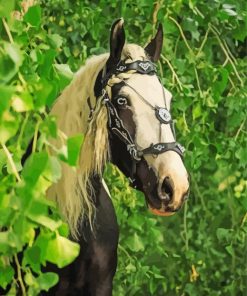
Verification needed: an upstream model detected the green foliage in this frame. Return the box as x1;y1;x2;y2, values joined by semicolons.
0;0;80;294
0;0;246;295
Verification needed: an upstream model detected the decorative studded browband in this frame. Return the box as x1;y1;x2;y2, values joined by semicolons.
93;60;185;182
115;60;157;75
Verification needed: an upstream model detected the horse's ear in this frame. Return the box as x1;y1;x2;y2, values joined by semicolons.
145;24;163;62
107;18;125;69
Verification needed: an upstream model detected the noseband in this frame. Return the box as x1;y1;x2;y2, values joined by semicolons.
93;59;185;183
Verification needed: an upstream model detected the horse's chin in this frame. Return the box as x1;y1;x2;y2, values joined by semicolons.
148;205;175;217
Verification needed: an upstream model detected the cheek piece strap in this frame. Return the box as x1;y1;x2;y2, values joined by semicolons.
93;60;185;184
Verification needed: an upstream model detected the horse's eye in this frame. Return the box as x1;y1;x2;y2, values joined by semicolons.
116;97;128;106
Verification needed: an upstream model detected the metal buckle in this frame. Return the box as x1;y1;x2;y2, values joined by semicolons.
176;143;186;154
127;144;141;161
101;89;110;104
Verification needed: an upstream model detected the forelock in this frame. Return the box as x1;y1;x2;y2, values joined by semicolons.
121;44;147;62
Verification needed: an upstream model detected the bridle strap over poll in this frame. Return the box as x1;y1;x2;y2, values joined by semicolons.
92;60;185;183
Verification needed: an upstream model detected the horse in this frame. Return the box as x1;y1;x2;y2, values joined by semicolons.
24;19;190;295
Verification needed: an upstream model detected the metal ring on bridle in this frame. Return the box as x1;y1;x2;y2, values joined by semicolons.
127;144;141;161
155;107;172;124
117;97;127;105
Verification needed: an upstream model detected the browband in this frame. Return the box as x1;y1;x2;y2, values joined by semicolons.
115;60;156;75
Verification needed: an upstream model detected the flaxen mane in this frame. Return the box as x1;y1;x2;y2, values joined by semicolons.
47;44;148;238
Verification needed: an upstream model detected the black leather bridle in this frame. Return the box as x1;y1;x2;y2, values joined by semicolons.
92;59;185;183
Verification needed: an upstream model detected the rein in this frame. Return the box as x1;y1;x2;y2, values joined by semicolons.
92;59;185;183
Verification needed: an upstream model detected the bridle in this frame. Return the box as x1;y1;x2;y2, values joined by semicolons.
92;59;185;183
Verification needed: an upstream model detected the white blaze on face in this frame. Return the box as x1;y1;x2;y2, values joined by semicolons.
122;74;189;208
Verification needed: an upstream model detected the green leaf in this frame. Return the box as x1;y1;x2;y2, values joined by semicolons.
223;8;237;16
125;233;145;252
0;0;15;18
12;91;34;112
28;214;62;231
4;42;23;67
37;49;57;78
0;149;7;170
0;266;14;289
213;68;229;96
125;262;136;273
0;85;14;119
0;43;23;83
67;134;84;166
0;231;10;254
24;5;41;27
24;271;36;287
0;111;19;144
25;245;41;267
45;156;61;183
57;222;69;237
48;34;63;48
192;103;202;120
239;195;247;211
22;154;59;190
13;215;35;245
35;78;57;108
163;17;177;34
33;232;51;264
0;194;13;225
36;272;59;292
235;147;247;167
225;245;234;256
149;278;157;294
127;215;145;231
22;152;48;186
45;234;80;268
54;64;74;90
216;228;232;244
40;116;57;138
0;230;23;253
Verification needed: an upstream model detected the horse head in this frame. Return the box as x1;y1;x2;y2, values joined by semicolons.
95;19;190;216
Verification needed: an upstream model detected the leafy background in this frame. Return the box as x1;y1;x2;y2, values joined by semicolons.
0;0;246;295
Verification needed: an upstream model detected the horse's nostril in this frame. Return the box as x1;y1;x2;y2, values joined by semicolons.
158;177;173;203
